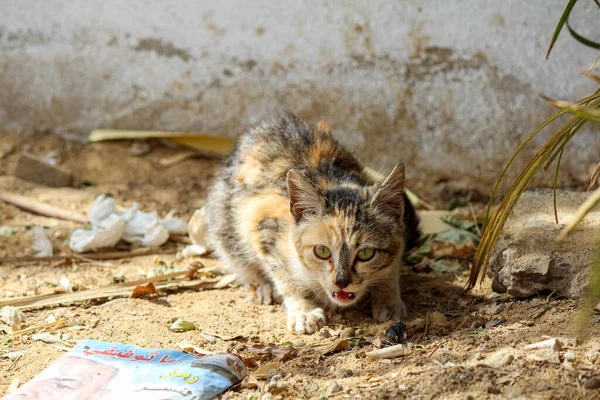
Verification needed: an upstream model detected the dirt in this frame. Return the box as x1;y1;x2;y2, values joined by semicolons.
2;132;600;399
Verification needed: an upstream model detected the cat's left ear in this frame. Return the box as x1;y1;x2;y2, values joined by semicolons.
370;163;405;220
287;170;324;223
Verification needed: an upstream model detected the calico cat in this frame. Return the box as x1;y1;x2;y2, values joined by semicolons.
203;113;420;334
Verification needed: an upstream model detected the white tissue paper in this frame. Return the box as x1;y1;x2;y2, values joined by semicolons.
68;195;188;253
32;226;53;257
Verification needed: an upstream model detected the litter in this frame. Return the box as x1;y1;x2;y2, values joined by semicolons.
69;195;188;252
1;339;246;400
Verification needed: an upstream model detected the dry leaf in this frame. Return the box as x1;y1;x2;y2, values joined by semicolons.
131;282;158;298
310;339;352;355
177;341;214;355
242;356;260;369
254;360;280;379
32;333;61;343
214;274;237;289
202;331;243;341
168;319;196;332
89;130;235;155
248;343;298;362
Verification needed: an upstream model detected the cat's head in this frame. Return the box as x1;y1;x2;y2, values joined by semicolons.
287;163;408;308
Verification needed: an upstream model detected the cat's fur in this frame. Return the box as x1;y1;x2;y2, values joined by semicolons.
204;114;420;334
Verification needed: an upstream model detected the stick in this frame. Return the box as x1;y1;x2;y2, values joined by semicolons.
0;274;221;310
0;247;178;264
0;191;87;223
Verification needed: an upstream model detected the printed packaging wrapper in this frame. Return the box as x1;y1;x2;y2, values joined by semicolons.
2;339;246;400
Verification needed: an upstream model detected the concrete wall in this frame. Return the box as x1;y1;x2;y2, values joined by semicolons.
1;0;599;187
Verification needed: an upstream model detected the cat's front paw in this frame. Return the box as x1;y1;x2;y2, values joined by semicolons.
287;308;326;334
372;298;407;322
255;283;282;305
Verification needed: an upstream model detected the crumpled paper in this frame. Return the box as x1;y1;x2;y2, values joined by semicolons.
69;195;187;253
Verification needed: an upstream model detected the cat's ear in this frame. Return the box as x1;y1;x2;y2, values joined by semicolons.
370;163;406;220
287;169;324;223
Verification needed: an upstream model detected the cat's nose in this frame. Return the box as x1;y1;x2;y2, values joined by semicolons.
334;277;351;289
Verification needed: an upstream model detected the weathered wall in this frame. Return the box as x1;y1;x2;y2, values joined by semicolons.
1;0;599;187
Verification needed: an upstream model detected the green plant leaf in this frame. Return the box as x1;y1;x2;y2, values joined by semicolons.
566;19;600;50
546;0;579;59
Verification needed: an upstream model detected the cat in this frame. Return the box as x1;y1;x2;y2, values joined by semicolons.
203;113;420;334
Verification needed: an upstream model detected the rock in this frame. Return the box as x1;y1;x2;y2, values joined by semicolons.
336;369;353;378
128;140;152;157
487;385;501;394
586;350;599;363
340;327;355;339
585;378;600;390
14;152;73;187
324;380;342;397
490;190;599;299
486;347;516;368
564;351;577;362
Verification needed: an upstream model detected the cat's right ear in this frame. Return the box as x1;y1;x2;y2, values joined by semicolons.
287;170;324;223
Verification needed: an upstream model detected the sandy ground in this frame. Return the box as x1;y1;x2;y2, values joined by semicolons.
1;132;600;400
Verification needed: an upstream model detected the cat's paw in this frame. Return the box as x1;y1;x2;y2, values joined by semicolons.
372;299;407;322
287;308;326;334
255;283;275;305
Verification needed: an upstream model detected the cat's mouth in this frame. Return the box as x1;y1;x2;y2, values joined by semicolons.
331;290;356;304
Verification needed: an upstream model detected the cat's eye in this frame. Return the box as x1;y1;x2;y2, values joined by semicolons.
314;246;331;259
356;248;375;261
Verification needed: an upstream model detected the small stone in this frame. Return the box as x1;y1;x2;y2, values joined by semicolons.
486;347;516;368
341;327;355;339
487;385;501;394
325;380;342;397
586;350;599;363
585;378;600;390
385;321;407;344
128;141;152;157
564;351;577;362
337;369;353;378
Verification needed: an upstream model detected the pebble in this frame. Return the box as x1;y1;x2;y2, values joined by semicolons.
585;378;600;390
341;327;355;339
128;141;152;157
487;385;501;394
486;348;516;368
325;380;342;397
564;351;577;362
336;369;353;378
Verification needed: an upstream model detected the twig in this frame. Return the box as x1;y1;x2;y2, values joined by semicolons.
10;318;67;336
0;191;87;223
0;247;177;264
0;272;220;310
